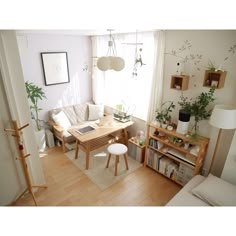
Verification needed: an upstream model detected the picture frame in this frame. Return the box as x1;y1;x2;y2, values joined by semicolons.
211;80;219;88
41;52;70;86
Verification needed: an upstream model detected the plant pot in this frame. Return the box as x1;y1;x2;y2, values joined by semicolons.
34;129;46;152
161;123;168;129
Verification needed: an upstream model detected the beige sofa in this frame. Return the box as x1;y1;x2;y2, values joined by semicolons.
48;102;104;152
166;174;236;206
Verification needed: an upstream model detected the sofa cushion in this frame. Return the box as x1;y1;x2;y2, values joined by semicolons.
88;104;104;121
52;111;71;130
191;174;236;206
62;106;78;125
74;103;89;122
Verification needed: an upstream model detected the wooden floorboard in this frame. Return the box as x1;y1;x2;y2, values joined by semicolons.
12;146;181;206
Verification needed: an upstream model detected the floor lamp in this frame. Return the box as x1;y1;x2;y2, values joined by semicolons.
208;104;236;174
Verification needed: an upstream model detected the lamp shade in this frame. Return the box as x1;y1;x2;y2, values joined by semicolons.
111;57;125;71
209;105;236;129
97;57;111;71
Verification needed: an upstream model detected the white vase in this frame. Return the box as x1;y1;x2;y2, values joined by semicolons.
34;129;46;152
161;123;167;129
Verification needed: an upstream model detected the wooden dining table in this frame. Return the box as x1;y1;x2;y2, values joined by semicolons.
68;119;134;170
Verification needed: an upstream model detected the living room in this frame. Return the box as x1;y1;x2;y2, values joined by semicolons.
2;28;236;206
1;1;236;234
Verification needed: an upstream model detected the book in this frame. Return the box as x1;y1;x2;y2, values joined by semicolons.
76;125;96;135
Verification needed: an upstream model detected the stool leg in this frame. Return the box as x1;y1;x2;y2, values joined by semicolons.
115;155;119;176
124;153;129;170
106;153;111;168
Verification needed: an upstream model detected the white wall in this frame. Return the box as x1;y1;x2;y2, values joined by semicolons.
0;30;46;205
0;71;25;205
221;130;236;185
16;33;92;121
163;30;236;175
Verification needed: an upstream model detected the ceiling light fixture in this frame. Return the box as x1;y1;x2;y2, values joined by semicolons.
97;29;125;71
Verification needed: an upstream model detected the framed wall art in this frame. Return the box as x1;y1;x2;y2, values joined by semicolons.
41;52;70;86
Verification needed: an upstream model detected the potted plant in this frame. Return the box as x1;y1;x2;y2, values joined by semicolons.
155;101;175;128
25;81;47;151
178;87;215;137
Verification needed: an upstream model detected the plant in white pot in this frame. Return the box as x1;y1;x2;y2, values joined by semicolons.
25;81;47;152
155;101;175;128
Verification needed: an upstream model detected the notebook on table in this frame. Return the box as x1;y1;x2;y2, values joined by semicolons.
76;125;96;135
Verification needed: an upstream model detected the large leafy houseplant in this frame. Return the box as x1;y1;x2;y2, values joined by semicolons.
25;81;47;131
178;88;215;136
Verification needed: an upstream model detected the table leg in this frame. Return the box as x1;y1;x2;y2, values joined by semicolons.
85;143;90;170
75;139;79;159
123;128;128;146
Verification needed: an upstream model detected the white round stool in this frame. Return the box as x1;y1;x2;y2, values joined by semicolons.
106;143;129;176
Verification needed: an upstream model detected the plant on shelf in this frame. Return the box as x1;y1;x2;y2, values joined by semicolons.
25;81;47;131
207;59;217;71
155;101;175;128
178;87;216;137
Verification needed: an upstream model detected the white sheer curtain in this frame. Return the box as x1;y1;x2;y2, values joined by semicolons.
91;36;106;105
147;30;166;122
92;31;162;120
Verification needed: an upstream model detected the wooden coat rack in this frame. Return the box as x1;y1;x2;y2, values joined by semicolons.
4;120;47;206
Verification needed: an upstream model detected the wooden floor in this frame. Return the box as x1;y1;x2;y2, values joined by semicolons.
12;146;181;206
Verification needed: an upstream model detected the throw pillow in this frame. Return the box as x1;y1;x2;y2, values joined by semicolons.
191;173;236;206
88;104;104;121
52;111;71;130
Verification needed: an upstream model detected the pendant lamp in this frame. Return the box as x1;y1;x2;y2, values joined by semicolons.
97;30;125;71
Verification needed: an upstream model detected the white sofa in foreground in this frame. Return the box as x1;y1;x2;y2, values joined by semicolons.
166;174;236;206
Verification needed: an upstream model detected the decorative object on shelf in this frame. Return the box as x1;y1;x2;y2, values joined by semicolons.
176;109;191;135
206;59;217;71
208;104;236;174
178;87;216;137
203;70;227;89
4;120;47;206
97;29;125;71
155;101;175;128
41;52;70;86
136;130;145;146
113;102;135;123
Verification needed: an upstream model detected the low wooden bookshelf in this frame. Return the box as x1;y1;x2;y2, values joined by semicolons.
144;122;209;186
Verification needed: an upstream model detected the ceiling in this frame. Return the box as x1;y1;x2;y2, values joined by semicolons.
16;29;155;36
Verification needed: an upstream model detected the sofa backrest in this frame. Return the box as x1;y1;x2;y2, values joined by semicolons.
49;103;90;125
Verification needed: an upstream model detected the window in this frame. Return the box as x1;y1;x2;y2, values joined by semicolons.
93;31;155;120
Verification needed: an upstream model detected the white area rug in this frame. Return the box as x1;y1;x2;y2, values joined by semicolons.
65;145;142;191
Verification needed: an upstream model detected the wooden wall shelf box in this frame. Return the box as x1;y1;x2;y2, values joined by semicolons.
170;75;189;91
203;70;227;89
144;123;209;186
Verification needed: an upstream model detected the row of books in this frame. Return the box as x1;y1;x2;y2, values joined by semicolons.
148;138;164;150
146;148;178;181
146;148;193;184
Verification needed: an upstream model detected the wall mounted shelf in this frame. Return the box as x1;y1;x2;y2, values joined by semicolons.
203;70;227;89
170;75;189;91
